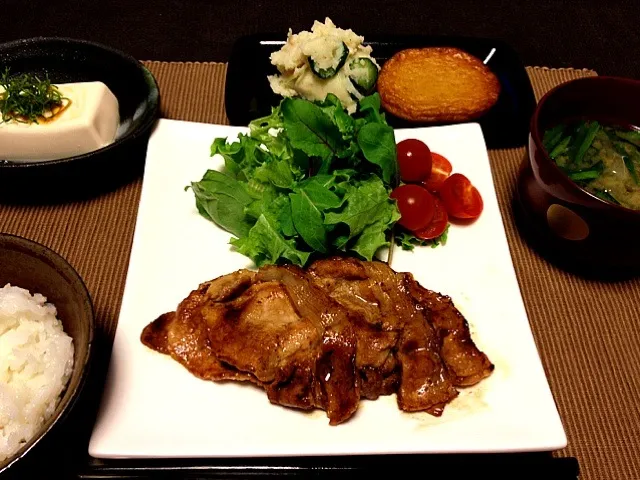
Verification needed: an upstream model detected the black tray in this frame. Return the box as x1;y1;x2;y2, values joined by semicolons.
77;453;578;479
225;34;537;149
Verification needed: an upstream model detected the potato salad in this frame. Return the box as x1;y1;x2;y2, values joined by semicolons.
268;18;379;113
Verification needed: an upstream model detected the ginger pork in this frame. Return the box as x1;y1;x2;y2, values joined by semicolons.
141;257;493;425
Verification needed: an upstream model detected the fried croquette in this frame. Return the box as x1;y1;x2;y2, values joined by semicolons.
377;47;501;123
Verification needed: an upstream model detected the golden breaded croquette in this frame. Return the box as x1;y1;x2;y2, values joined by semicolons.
377;47;501;123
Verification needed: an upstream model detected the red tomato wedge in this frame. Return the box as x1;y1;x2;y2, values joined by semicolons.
413;197;449;239
422;153;452;192
390;184;436;231
439;173;484;219
397;139;432;183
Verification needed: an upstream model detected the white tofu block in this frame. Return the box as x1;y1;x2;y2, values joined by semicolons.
0;81;120;162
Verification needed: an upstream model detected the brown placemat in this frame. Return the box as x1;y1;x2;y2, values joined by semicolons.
1;62;638;480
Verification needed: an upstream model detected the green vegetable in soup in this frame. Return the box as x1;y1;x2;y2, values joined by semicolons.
570;121;601;165
544;120;640;210
549;136;571;161
542;124;566;152
614;129;640;148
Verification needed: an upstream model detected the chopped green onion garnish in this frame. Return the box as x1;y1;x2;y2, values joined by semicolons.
0;68;65;124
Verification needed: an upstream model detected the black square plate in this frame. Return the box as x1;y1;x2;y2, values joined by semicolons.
225;34;536;149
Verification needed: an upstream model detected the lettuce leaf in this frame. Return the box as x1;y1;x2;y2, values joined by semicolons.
281;97;344;162
231;214;311;267
357;123;397;184
289;190;328;253
189;170;254;238
324;176;398;240
394;226;449;250
190;93;408;267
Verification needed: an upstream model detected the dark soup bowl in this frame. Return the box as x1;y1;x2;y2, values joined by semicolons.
519;76;640;275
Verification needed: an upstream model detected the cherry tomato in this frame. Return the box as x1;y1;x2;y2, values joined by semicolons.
397;139;432;183
413;197;449;239
439;173;484;219
422;153;452;192
390;184;436;231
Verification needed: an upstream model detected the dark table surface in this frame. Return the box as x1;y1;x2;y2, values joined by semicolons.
3;0;640;79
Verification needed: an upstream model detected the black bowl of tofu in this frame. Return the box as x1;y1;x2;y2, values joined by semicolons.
0;37;159;202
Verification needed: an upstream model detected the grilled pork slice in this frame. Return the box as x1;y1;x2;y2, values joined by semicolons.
143;266;360;425
140;274;257;384
403;276;494;387
141;258;493;425
308;258;459;415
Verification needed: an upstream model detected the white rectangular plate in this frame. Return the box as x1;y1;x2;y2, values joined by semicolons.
89;118;566;458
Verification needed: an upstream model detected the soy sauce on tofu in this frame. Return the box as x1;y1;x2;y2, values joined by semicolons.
543;120;640;210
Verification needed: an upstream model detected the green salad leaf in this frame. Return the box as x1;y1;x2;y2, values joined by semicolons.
395;226;449;250
296;176;343;210
357;123;397;184
231;214;311;267
289;190;329;253
324;176;398;242
282;97;344;162
188;170;254;238
190;93;431;267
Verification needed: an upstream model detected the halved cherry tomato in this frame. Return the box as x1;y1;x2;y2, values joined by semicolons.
439;173;484;219
397;139;432;183
413;197;449;239
390;184;436;231
422;153;452;192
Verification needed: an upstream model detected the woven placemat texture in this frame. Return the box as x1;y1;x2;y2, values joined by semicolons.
1;62;638;480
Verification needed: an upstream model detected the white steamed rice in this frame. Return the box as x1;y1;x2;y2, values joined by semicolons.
0;284;74;462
